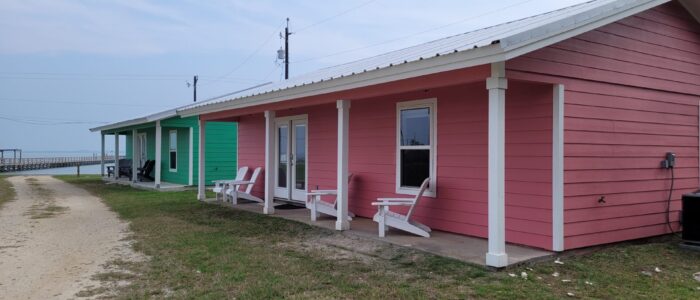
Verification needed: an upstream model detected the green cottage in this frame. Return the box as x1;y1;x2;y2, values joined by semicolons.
90;109;237;189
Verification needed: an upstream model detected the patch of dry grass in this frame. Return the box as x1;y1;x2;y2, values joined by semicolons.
60;175;700;299
23;177;69;219
0;176;16;209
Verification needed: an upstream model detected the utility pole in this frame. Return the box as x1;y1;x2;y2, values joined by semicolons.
284;18;290;80
193;75;198;102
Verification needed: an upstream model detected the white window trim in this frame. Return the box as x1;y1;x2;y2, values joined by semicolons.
169;129;178;172
396;98;437;197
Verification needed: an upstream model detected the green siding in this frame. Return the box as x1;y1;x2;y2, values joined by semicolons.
206;122;238;184
162;116;198;128
160;127;192;185
101;116;237;186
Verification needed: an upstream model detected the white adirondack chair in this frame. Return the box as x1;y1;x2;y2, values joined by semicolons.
212;166;249;201
372;178;432;237
225;167;263;204
306;174;355;221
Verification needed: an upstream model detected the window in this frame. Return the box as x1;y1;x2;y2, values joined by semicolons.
396;99;436;196
169;130;177;171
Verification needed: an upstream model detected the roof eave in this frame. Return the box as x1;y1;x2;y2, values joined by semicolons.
178;44;506;117
145;109;177;122
89;117;150;132
89;108;178;133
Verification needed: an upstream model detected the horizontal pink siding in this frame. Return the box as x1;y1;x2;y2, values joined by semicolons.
347;82;552;249
236;114;266;198
235;79;555;250
508;2;700;250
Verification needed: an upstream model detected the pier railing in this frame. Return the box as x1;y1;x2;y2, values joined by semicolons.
0;155;123;172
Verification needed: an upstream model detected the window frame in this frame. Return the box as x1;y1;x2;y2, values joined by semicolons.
396;98;437;197
169;129;177;172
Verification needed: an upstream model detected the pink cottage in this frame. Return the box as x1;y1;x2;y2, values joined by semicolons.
178;0;700;267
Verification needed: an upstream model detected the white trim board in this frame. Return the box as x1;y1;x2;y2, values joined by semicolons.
485;62;508;268
552;84;565;252
197;119;206;200
155;121;162;188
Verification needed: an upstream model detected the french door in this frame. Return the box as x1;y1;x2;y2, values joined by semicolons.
137;133;148;167
274;116;307;202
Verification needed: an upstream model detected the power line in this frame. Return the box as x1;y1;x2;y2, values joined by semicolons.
198;82;273;103
0;72;192;77
0;97;164;108
0;113;108;122
294;0;379;33
201;19;287;87
0;115;108;126
263;64;282;81
0;72;267;81
0;75;266;83
292;0;535;64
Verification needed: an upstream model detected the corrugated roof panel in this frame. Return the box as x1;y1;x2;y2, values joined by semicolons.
174;0;669;116
178;0;628;113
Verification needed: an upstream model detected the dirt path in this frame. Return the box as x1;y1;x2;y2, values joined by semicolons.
0;176;144;299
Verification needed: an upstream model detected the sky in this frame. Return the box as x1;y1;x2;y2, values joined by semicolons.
0;0;589;154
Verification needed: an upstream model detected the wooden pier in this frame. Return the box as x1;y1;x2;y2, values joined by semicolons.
0;155;120;173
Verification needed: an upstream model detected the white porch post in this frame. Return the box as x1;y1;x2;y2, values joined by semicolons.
486;61;508;268
197;119;206;201
264;110;276;214
132;129;138;182
114;133;120;181
155;121;162;189
336;100;351;230
552;84;565;251
189;127;194;186
100;133;105;177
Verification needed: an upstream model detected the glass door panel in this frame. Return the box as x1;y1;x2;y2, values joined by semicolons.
291;121;307;201
274;117;308;202
277;126;288;188
138;133;147;167
274;124;289;199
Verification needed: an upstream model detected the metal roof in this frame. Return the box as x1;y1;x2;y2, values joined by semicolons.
177;0;672;116
90;82;274;132
89;109;177;132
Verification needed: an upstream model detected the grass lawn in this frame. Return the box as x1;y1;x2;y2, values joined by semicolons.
54;175;700;299
0;176;16;209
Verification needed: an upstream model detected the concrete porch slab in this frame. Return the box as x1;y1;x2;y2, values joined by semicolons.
102;177;189;191
203;199;553;267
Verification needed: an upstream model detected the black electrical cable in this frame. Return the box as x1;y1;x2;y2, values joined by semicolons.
665;166;682;238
